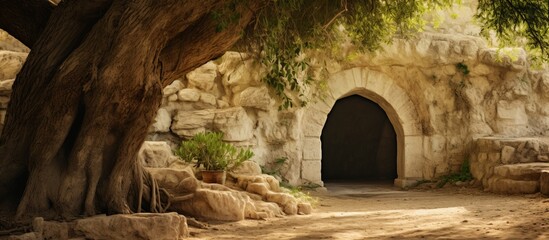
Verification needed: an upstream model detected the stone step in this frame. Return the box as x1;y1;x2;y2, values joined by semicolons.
493;162;549;181
486;162;549;194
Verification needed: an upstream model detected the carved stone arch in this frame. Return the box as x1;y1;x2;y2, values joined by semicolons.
301;67;424;187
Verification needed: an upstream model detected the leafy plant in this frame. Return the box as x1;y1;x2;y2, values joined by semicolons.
456;62;470;76
437;158;473;188
261;157;288;180
175;132;254;171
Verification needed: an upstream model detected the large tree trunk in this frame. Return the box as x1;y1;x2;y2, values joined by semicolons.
0;0;261;219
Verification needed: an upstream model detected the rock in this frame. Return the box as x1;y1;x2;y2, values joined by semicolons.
170;109;215;138
487;177;539;194
148;167;198;194
174;188;247;221
73;213;188;240
246;182;270;196
163;80;185;96
541;170;549;195
217;51;250;75
139;141;180;168
298;202;312;215
0;79;14;95
213;107;254;141
186;61;217;91
539;155;549;162
199;92;217;106
501;146;516;164
264;192;298;215
232;160;262;176
7;232;39;240
177;88;200;102
150;108;171;133
236;87;272;110
540;72;549;98
167;94;178;102
0;51;27;80
493;163;549;181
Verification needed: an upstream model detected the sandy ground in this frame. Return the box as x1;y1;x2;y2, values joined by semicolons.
188;182;549;240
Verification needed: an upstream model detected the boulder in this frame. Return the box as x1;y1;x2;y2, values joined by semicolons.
213;107;254;141
177;88;200;102
173;188;247;221
235;86;272;110
139;141;179;168
186;61;217;91
73;213;188;240
232;160;262;176
0;51;27;80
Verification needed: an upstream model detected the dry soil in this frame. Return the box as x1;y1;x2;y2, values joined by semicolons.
188;182;549;240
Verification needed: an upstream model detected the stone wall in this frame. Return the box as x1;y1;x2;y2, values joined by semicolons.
1;2;548;187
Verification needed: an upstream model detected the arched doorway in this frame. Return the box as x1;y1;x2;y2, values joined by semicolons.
321;95;397;182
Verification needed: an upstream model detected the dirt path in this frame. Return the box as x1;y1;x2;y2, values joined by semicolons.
188;183;549;240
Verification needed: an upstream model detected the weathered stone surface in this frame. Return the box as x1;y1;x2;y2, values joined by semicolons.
171;109;215;138
73;213;188;240
213;107;254;141
174;188;248;221
150;108;171;133
541;170;549;195
139;141;179;168
186;61;218;91
232;160;262;176
487;177;539;194
0;51;27;80
177;88;200;102
493;163;549;181
501;146;516;164
236;86;272;110
163;80;185;96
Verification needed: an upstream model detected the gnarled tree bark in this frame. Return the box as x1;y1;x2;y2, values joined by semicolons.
0;0;262;219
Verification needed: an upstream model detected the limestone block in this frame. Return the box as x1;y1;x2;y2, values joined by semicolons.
493;163;549;181
232;161;262;176
302;109;327;137
0;50;27;80
0;79;14;95
163;80;184;96
460;39;479;58
177;88;200;102
172;109;215;130
496;100;528;134
264;192;298;215
479;48;527;70
404;136;424;178
167;94;178;102
301;160;322;183
236;86;272;110
463;87;483;106
186;61;217;91
217;51;249;75
297;202;312;215
540;72;549;98
217;99;230;108
175;188;247;221
139;141;180;168
148;167;198;195
541;170;549;195
213;107;254;141
501;146;516;164
150;108;171;133
73;213;188;240
487;177;539;194
246;182;270;196
199;92;217;106
223;60;264;93
302;138;321;160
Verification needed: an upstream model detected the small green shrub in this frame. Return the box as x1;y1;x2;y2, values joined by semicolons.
437;159;473;188
175;132;253;171
455;62;470;76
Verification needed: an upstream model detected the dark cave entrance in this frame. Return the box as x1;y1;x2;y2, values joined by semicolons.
321;95;397;183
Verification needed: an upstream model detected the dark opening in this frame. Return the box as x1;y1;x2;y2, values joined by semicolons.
321;95;397;182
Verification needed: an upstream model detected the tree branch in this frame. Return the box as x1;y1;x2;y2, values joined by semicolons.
159;1;263;85
0;0;54;48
